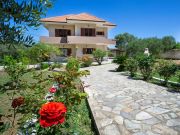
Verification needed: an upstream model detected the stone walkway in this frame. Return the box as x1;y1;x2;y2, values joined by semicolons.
81;64;180;135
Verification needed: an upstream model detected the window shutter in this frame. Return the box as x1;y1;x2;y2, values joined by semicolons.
68;30;71;36
83;48;86;54
55;29;59;37
81;28;85;36
92;29;95;36
67;48;72;56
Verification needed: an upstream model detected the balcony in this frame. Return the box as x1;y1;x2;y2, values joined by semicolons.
40;37;67;44
68;36;116;45
40;36;116;45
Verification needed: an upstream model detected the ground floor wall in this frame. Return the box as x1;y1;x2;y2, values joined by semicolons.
58;44;108;57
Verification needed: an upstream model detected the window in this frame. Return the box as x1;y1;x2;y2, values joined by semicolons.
83;48;95;54
55;29;71;37
96;31;104;36
81;28;95;36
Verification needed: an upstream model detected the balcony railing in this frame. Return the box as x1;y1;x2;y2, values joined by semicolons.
40;37;67;44
40;36;116;45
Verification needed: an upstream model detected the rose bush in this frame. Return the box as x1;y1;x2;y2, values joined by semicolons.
0;57;91;134
39;102;67;128
11;96;25;108
49;87;57;93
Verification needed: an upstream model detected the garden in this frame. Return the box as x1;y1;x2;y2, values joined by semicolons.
0;54;96;135
1;0;180;134
0;1;98;134
112;33;180;91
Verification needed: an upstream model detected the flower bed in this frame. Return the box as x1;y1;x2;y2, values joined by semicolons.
0;57;95;135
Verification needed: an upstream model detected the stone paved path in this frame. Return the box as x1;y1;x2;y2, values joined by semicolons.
81;64;180;135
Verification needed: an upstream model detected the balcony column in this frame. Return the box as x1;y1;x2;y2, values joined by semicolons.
75;24;80;36
75;45;83;58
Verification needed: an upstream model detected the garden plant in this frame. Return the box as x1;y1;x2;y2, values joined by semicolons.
81;55;93;67
0;57;92;135
137;55;155;80
157;60;178;85
113;55;127;72
92;49;106;65
125;57;138;77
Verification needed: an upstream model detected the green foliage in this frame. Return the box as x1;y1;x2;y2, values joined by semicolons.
66;57;80;72
92;49;106;65
3;55;28;83
157;60;178;85
0;0;53;48
107;51;115;57
22;43;61;64
113;55;127;72
127;38;163;57
162;36;176;52
62;100;94;135
81;55;93;67
115;33;137;51
18;57;90;134
49;63;63;70
137;55;155;80
115;33;178;58
175;43;180;49
176;70;180;83
40;63;49;70
125;58;138;77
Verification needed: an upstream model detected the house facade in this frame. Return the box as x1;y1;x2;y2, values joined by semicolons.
40;13;116;57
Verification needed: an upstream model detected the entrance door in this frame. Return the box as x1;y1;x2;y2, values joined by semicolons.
61;48;72;57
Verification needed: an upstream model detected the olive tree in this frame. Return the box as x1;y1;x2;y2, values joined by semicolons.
0;0;53;53
93;49;106;65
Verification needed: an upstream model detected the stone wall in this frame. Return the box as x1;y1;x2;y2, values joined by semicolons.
161;49;180;60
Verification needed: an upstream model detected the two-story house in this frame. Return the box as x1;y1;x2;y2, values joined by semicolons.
40;13;116;57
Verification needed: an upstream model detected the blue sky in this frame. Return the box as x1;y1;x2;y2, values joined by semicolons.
32;0;180;42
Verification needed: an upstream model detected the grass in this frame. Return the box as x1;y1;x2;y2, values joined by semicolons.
153;72;179;82
131;71;180;91
65;100;95;135
0;70;95;135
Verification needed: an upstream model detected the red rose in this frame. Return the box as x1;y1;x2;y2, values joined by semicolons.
49;87;56;93
39;102;67;128
11;97;25;108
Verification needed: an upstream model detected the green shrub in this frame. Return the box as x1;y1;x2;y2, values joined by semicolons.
176;70;180;83
66;57;80;72
40;63;49;70
113;55;127;72
125;57;138;77
3;56;28;84
20;43;61;64
81;55;93;67
49;63;63;70
175;43;180;49
137;55;155;80
157;60;178;85
92;49;106;65
107;51;114;57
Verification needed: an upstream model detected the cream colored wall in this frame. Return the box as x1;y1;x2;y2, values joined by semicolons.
46;24;75;37
45;23;108;38
52;44;107;57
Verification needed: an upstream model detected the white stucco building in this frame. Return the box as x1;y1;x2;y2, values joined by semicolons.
40;13;116;57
